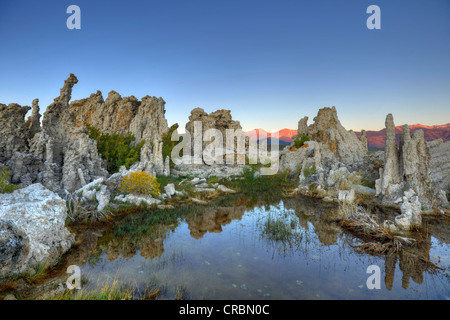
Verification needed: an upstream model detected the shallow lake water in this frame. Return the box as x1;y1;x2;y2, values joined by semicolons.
78;197;450;300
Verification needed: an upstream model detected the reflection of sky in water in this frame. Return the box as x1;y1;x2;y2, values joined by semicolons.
80;201;450;300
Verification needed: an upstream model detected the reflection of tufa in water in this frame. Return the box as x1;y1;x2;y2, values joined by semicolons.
8;196;448;300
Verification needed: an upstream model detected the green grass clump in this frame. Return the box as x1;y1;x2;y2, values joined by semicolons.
112;206;199;238
303;164;316;178
51;280;134;300
156;174;182;191
360;178;375;189
222;172;295;206
292;134;310;149
207;175;219;185
0;168;18;193
87;124;144;173
260;207;306;247
214;194;235;207
263;215;297;241
242;167;257;182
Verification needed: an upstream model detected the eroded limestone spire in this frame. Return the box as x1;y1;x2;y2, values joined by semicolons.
55;73;78;104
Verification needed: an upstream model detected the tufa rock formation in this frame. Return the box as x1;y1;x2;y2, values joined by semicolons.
0;74;171;191
25;99;41;139
69;90;168;144
305;107;367;164
291;116;309;141
27;74;109;192
69;86;169;176
0;103;33;163
185;108;248;164
428;139;450;199
375;114;433;209
358;130;368;150
280;106;367;175
280;107;374;205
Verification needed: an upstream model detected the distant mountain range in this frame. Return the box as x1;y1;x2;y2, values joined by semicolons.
355;123;450;149
244;128;297;146
245;124;450;148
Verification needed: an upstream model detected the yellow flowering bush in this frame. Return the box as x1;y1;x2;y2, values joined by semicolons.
118;171;161;197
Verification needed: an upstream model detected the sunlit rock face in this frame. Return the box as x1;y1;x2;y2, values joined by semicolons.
291;116;309;141
69;85;170;177
69;90;168;144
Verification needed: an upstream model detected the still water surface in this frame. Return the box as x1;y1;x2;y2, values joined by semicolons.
79;197;450;299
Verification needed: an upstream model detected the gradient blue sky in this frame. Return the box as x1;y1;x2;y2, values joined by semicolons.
1;0;449;132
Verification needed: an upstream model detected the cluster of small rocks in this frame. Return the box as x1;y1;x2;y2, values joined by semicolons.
383;189;423;232
172;164;247;180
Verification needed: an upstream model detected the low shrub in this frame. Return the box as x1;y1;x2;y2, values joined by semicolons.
156;175;181;190
118;171;161;197
242;167;257;181
87;124;144;173
290;134;310;150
